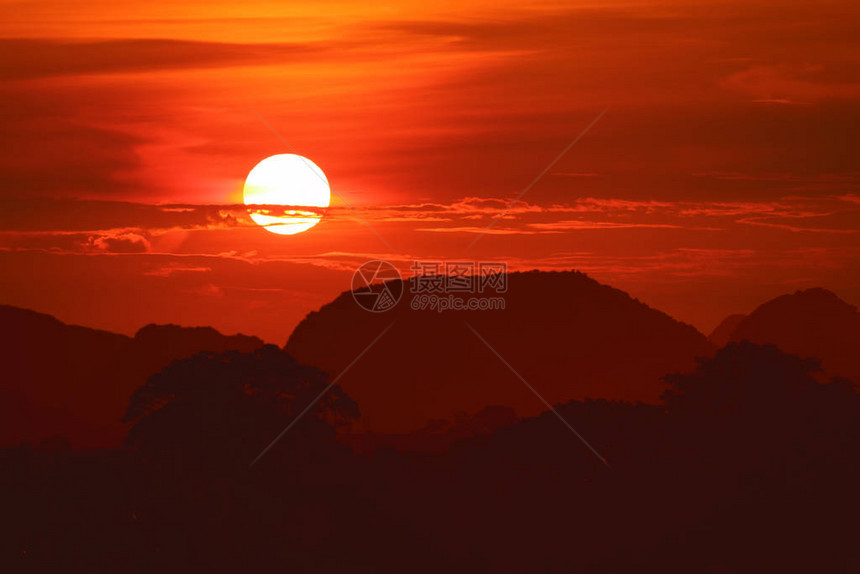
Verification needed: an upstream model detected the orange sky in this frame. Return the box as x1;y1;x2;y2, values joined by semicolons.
1;0;858;342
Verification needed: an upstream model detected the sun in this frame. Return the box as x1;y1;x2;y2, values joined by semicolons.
243;154;331;235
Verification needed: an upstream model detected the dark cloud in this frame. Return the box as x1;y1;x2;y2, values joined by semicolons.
0;86;147;197
0;39;320;81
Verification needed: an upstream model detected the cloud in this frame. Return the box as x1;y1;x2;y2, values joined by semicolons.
144;265;213;277
737;217;860;234
752;99;808;105
414;225;549;235
528;221;689;231
0;39;323;81
87;232;150;253
0;87;147;198
722;64;860;103
0;191;857;257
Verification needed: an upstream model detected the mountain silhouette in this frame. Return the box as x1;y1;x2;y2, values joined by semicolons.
720;288;860;383
708;313;746;347
0;305;264;447
285;270;714;434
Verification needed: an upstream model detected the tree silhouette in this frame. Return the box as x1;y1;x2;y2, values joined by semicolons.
121;344;358;471
656;341;860;573
662;341;857;456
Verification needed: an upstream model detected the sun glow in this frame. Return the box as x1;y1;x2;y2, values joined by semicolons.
243;154;331;235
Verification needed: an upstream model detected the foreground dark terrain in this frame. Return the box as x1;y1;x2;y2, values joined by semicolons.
2;274;859;573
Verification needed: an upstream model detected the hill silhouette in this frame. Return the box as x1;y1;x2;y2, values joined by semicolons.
285;270;714;434
0;305;264;447
718;288;860;383
708;312;746;347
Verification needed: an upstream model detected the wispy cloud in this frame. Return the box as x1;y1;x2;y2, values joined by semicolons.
0;39;323;81
144;264;213;277
1;192;857;256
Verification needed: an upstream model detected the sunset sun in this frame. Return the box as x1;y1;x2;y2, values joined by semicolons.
243;154;331;235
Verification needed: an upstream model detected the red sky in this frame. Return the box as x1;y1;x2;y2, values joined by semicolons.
1;0;858;343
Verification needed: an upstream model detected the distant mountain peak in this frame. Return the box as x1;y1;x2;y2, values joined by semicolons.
782;287;857;310
135;322;259;338
0;305;265;447
285;269;713;433
741;287;858;326
722;287;859;383
708;313;747;348
793;286;840;298
133;323;264;353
